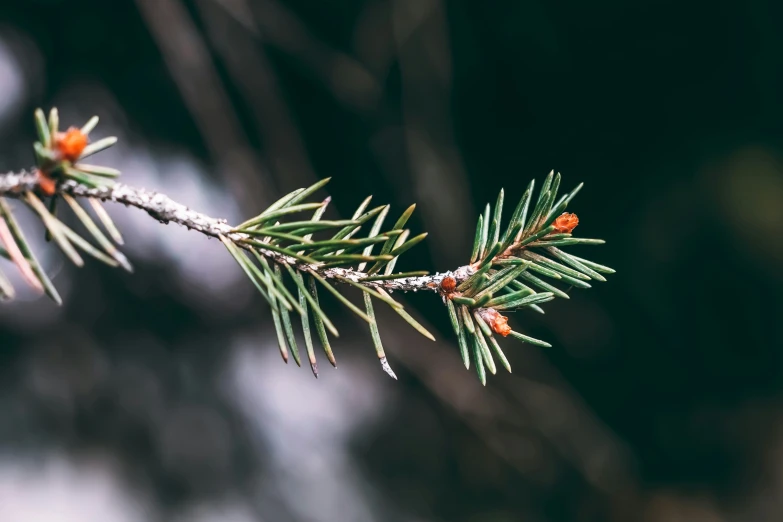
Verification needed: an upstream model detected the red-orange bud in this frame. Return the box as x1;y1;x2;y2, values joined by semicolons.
36;170;57;196
479;308;511;337
553;212;579;234
55;127;88;162
440;276;456;294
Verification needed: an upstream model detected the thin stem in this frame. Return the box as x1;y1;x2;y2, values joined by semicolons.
0;169;474;292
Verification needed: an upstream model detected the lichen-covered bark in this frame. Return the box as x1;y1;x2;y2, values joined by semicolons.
0;170;474;292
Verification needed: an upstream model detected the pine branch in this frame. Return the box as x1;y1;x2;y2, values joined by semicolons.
0;108;615;384
0;169;464;292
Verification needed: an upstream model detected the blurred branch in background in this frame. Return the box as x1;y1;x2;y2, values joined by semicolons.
134;0;271;212
211;0;382;112
194;0;318;193
392;0;475;268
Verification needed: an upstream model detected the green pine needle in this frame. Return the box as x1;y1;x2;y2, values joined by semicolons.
488;336;512;373
508;330;552;348
34;109;51;148
24;193;83;267
308;275;337;366
88;198;124;245
364;292;397;380
285;265;338;336
377;288;435;342
447;300;470;370
62;194;132;272
360;271;428;282
79;137;118;160
296;274;319;377
310;271;373;324
470;214;484;264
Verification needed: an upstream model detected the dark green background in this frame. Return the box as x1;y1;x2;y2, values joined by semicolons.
1;1;782;521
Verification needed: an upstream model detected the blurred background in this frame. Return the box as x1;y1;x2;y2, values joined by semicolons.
1;0;782;521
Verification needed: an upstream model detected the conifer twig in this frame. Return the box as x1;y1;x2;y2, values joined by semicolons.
0;108;615;384
0;169;465;291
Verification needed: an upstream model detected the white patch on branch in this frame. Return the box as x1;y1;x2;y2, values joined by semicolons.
0;170;475;292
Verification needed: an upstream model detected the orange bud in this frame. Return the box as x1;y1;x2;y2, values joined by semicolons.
55;127;88;162
440;276;456;293
479;308;511;337
36;171;57;196
553;212;579;234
